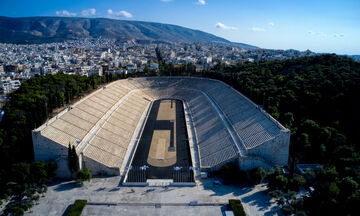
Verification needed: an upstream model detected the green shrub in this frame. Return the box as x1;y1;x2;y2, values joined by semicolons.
7;205;24;216
282;204;294;215
268;168;288;190
7;200;33;216
0;199;3;205
41;184;48;193
288;175;306;191
76;168;92;184
32;194;40;201
29;161;47;184
213;162;247;185
67;200;87;216
250;167;266;184
11;163;30;184
229;199;246;216
269;189;282;198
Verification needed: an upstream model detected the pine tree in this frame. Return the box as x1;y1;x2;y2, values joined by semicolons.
68;143;73;172
71;146;79;172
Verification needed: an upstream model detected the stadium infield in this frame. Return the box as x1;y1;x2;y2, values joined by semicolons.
126;99;194;183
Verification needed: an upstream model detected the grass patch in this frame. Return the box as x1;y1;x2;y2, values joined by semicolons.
67;200;87;216
229;199;246;216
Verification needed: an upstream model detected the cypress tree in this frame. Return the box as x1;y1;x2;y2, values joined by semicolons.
68;143;73;172
71;145;79;172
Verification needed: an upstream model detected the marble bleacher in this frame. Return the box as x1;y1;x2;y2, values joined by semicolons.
35;77;288;176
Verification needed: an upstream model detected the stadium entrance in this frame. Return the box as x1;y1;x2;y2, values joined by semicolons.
125;99;194;184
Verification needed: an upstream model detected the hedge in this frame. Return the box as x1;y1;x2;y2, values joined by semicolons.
67;200;87;216
229;199;246;216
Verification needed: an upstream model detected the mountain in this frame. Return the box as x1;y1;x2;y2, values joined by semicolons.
348;55;360;62
0;16;257;49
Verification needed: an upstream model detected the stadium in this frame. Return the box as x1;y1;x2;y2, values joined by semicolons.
32;77;290;185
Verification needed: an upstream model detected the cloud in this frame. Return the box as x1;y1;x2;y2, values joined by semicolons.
160;0;172;2
56;10;77;17
81;8;96;16
196;0;206;5
268;22;275;27
308;30;344;38
317;32;327;37
308;31;327;37
308;30;316;35
333;33;345;38
107;9;133;18
252;27;266;32
215;22;237;30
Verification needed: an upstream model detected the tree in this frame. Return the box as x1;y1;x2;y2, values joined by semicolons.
68;143;74;172
213;162;247;185
268;168;288;190
68;144;79;173
76;168;92;184
288;175;306;192
11;163;30;184
29;161;47;184
71;145;79;172
249;167;266;184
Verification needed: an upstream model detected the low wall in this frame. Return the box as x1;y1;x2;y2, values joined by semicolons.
82;156;120;176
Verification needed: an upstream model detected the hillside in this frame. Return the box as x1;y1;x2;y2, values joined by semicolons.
0;16;257;49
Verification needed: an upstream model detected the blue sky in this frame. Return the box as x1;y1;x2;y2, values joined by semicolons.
1;0;359;54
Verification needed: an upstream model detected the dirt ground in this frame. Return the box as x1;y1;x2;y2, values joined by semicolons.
147;100;177;167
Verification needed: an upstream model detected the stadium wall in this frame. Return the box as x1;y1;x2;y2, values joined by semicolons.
32;132;72;178
246;130;290;167
82;155;120;176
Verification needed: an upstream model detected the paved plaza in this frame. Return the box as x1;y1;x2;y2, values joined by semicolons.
26;177;282;216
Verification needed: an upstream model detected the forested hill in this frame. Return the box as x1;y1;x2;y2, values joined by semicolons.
201;54;360;215
205;54;360;163
0;16;257;49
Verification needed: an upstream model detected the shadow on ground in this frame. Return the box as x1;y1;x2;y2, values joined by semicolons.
109;187;120;192
61;204;72;216
54;182;82;192
202;179;253;197
241;190;271;211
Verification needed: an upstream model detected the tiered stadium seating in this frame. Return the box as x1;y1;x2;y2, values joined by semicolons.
82;91;150;168
35;76;288;177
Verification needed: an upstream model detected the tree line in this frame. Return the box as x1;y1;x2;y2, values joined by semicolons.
201;54;360;215
0;72;127;200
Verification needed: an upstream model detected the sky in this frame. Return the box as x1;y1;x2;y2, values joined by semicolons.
0;0;359;55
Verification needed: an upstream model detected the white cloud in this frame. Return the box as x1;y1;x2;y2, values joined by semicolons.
333;33;345;38
308;30;345;38
215;22;237;30
107;9;133;18
196;0;206;5
308;30;316;35
268;22;275;27
252;27;266;32
56;10;77;17
160;0;172;2
81;8;96;16
317;32;327;37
